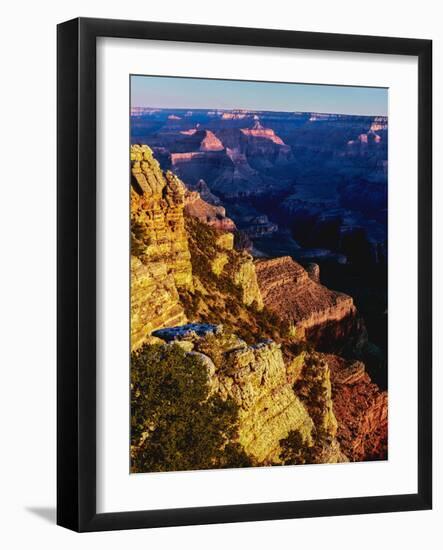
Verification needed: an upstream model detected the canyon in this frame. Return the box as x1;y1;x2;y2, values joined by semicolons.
131;108;387;265
130;143;388;469
132;107;387;378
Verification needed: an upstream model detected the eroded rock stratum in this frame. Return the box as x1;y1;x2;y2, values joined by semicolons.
130;144;387;469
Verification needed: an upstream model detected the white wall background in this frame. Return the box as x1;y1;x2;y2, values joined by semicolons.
0;0;440;547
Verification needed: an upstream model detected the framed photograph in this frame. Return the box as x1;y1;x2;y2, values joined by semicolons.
57;17;432;532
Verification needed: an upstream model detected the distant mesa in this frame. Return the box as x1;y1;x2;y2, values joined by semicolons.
180;123;201;136
180;128;198;136
369;117;388;132
199;130;224;151
221;112;248;120
240;120;286;145
131;107;160;116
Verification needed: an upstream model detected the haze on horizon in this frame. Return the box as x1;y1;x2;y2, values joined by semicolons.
131;75;388;117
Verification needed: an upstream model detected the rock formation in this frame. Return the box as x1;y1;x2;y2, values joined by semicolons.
306;262;320;283
131;144;265;347
130;145;193;349
152;323;346;464
131;258;187;350
131;144;193;289
129;142;388;468
200;130;224;151
240;120;286;145
188;179;222;206
232;253;264;309
184;188;236;232
327;354;388;461
255;256;357;342
240;214;278;238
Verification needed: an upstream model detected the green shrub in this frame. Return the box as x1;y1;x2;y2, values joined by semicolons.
293;355;329;437
131;343;251;472
280;430;314;465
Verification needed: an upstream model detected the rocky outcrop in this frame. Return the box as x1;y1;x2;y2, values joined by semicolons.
131;144;193;289
218;340;312;463
153;324;346;464
131;145;247;351
184;188;236;232
131;145;195;349
188;179;222;206
255;256;356;340
240;120;286;145
241;214;278;238
233;253;264;309
327;354;388;461
200;130;224;151
131;257;187;350
153;322;219;342
306;262;320;283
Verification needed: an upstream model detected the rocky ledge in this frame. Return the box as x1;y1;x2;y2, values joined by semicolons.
255;256;356;339
184;188;236;232
327;354;388;461
240;120;286;145
153;323;346;464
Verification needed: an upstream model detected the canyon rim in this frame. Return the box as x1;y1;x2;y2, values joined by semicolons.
130;76;388;473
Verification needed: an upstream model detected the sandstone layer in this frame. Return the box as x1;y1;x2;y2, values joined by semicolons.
184;189;236;232
255;256;356;339
327;354;388;461
153;324;346;464
131;144;266;349
240;120;286;145
131;144;193;289
232;253;264;309
130;258;187;350
131;145;194;349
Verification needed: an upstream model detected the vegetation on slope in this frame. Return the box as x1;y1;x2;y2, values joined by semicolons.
179;215;292;345
281;353;340;465
131;343;251;473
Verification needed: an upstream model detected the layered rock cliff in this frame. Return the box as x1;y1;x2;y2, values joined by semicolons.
131;144;265;348
130;144;387;468
131;258;187;350
131;144;193;289
240;120;286;145
184;188;236;232
152;323;346;465
327;354;388;461
200;130;225;151
255;256;362;349
131;145;192;349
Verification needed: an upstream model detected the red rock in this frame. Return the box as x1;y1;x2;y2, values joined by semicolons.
327;354;388;462
241;120;286;145
184;189;236;232
199;130;224;152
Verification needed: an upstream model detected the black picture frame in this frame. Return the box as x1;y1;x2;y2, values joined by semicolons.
57;17;432;532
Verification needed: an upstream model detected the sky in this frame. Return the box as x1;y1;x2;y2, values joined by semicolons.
131;75;388;116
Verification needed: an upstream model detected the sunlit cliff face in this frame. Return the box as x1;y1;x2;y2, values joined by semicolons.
130;126;388;470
